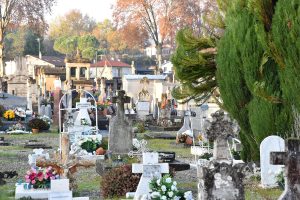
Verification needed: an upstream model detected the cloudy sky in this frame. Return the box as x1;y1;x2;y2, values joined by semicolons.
46;0;116;23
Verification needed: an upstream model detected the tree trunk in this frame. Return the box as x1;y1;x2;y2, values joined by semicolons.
0;32;4;92
156;43;163;72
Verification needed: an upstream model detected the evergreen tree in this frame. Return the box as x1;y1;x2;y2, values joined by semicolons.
217;0;294;160
171;29;218;104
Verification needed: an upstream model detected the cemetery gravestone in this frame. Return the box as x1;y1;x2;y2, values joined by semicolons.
40;105;46;116
131;152;169;200
270;139;300;199
48;179;72;200
197;110;245;200
108;90;133;154
45;105;52;118
260;135;285;188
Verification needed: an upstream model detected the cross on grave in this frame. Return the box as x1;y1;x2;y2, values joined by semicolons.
28;148;50;167
111;90;131;118
205;110;240;161
109;90;132;154
36;134;96;190
128;139;149;159
270;138;300;199
131;152;169;200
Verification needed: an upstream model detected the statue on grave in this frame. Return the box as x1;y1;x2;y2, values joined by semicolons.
108;90;133;154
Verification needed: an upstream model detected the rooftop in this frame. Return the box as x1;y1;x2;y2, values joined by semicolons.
124;74;167;80
29;55;65;67
91;60;131;68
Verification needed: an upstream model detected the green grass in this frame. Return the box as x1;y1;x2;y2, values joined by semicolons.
146;139;192;157
0;151;19;157
245;178;282;200
76;174;101;192
245;188;282;200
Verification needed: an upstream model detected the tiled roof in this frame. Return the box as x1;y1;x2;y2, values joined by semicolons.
91;60;131;68
41;56;65;66
42;67;65;75
124;75;167;80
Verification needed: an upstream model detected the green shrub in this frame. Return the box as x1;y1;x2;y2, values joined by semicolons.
136;122;145;133
80;138;101;153
28;118;49;130
101;165;141;198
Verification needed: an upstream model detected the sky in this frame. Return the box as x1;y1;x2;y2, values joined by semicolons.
46;0;116;23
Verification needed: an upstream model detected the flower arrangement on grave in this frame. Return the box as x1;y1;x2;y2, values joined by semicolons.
80;118;90;126
28;118;49;131
24;167;58;189
97;100;111;111
149;175;193;200
3;110;15;120
79;137;101;153
39;115;53;126
8;122;25;131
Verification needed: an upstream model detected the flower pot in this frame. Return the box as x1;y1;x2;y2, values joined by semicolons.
96;147;106;155
32;128;39;134
185;136;193;145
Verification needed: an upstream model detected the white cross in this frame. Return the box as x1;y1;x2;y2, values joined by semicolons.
28;148;49;167
131;152;169;200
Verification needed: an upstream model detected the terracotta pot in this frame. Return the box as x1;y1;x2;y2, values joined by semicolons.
96;147;106;155
32;128;39;134
185;136;193;145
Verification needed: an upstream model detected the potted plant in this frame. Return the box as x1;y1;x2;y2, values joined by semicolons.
28;118;48;134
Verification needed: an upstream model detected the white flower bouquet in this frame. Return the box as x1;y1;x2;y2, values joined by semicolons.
149;175;193;200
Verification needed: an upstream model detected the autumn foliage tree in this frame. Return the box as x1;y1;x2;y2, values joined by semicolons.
0;0;55;78
49;9;96;39
113;0;202;68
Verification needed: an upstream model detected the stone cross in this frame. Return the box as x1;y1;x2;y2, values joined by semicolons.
36;134;96;190
111;90;131;118
270;139;300;199
131;152;169;200
109;90;132;154
28;148;50;167
205;110;239;161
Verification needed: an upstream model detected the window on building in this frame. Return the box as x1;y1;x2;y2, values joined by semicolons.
80;67;87;78
70;67;76;77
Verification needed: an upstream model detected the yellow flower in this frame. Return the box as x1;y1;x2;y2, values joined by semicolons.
3;110;15;119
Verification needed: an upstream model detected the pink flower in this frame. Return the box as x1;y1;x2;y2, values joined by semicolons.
48;166;52;171
37;172;44;181
45;175;49;179
31;180;36;184
25;178;30;183
25;175;29;179
26;171;31;175
50;176;55;180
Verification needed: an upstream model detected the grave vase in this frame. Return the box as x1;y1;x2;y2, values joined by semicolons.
98;108;107;116
32;128;39;134
185;136;193;145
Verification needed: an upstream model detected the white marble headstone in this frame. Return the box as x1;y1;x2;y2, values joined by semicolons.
131;152;169;200
260;135;285;188
74;98;91;126
40;105;46;116
48;179;72;200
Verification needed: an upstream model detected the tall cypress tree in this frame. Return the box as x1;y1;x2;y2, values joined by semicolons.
217;0;294;161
